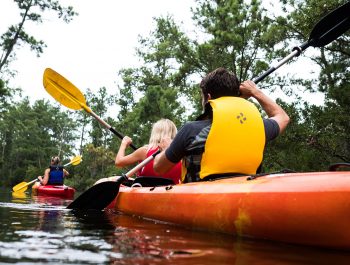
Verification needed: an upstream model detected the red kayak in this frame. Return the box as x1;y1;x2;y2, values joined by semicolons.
32;185;75;199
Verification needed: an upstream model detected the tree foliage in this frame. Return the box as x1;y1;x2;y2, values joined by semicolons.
265;0;350;170
86;87;116;148
1;0;350;191
0;0;77;75
113;16;188;149
192;0;285;79
0;98;78;186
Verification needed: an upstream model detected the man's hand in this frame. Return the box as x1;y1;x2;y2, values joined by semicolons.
239;79;290;134
239;80;260;99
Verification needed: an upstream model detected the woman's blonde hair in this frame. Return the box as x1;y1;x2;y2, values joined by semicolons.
148;119;177;149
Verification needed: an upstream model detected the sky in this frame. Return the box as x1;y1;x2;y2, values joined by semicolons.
1;0;195;102
1;0;324;105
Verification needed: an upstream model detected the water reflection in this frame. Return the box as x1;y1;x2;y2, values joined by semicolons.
0;198;112;264
104;213;350;265
11;191;29;202
1;188;350;264
71;209;116;231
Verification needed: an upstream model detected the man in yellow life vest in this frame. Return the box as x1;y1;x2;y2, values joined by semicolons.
153;67;290;183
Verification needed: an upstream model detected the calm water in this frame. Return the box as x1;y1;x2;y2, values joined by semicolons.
1;188;350;264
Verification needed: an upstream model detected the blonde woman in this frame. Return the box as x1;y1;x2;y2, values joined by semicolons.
114;119;181;184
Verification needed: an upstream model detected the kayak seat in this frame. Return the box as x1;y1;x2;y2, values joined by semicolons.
131;177;175;187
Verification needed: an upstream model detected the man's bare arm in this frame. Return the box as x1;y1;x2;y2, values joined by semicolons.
153;151;177;175
240;80;290;133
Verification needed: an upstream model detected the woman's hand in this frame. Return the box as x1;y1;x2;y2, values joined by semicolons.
121;136;132;147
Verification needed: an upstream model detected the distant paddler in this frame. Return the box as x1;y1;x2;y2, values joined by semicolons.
12;155;82;192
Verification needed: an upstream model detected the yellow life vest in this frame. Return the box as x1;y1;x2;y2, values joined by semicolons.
200;97;265;178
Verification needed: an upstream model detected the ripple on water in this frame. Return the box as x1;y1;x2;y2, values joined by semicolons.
0;202;68;211
0;229;114;264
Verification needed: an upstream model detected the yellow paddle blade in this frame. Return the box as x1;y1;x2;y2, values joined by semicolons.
12;181;29;192
70;155;82;166
12;178;38;192
43;68;90;112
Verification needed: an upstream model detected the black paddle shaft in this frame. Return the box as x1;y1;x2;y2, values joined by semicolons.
109;127;137;150
253;1;350;84
88;110;137;151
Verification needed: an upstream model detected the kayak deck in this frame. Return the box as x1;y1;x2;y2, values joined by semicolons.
114;171;350;250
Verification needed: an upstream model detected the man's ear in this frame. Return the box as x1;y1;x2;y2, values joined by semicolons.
207;93;212;100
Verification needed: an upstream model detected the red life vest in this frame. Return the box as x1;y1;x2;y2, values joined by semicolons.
139;147;182;184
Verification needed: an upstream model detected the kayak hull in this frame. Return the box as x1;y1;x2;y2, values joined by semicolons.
32;185;75;199
114;172;350;250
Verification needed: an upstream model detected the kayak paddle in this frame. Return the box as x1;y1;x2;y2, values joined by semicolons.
254;1;350;84
43;68;137;150
67;150;160;210
12;155;82;193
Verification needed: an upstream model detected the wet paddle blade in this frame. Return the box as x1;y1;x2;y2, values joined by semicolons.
43;68;87;111
12;181;29;192
67;181;121;210
309;1;350;47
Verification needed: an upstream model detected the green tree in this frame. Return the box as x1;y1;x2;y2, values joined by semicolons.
113;0;288;156
86;87;116;148
270;0;350;170
192;0;284;79
68;144;116;190
113;16;188;151
0;80;13;114
0;0;77;75
0;98;78;186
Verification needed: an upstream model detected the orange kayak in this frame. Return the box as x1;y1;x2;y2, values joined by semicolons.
114;171;350;250
32;185;75;199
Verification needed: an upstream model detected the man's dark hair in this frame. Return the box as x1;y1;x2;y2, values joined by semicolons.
200;67;240;101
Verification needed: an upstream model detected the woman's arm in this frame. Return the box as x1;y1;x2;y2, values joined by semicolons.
41;168;50;185
115;136;148;167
